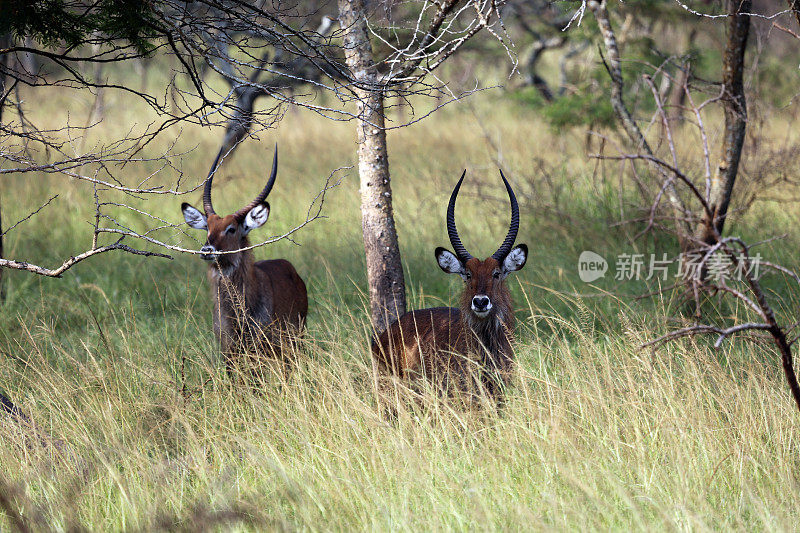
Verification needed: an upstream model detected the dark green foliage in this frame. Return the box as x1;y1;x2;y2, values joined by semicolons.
0;0;159;54
753;55;797;107
544;90;616;130
511;87;616;130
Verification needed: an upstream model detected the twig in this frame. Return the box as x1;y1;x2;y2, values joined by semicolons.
0;242;171;278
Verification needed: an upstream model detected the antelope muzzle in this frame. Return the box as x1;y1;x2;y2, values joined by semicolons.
200;244;218;261
471;294;493;317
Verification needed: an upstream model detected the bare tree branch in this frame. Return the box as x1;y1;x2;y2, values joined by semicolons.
587;0;692;242
0;242;172;278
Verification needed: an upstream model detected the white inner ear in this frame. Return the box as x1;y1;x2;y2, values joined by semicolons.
183;205;207;230
243;204;270;234
437;249;466;277
502;245;527;275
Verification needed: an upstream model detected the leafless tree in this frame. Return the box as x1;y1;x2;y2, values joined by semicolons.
582;1;800;413
621;144;800;414
583;0;755;261
334;0;510;333
503;0;574;99
593;103;800;415
586;0;691;244
0;4;342;288
641;235;800;415
147;1;510;333
696;0;750;247
597;131;800;414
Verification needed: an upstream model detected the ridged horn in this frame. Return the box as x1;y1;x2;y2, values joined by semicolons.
233;144;278;221
491;169;519;261
203;149;224;216
446;170;473;262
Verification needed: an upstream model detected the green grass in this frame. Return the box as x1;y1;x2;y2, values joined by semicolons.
3;60;800;531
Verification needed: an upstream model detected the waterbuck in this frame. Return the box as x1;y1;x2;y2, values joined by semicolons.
373;170;527;402
181;146;308;379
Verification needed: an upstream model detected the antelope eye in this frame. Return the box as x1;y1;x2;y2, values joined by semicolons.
465;272;472;280
492;270;501;279
225;225;236;235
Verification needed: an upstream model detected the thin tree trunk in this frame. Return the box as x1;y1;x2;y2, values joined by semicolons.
338;0;406;334
588;0;692;243
667;28;696;125
788;0;800;29
523;37;564;101
0;35;8;303
0;195;4;302
696;0;750;245
89;42;105;123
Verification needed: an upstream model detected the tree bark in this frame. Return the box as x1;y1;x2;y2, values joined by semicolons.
0;35;8;303
588;0;692;242
522;37;565;101
667;28;696;125
338;0;406;334
788;0;800;29
696;0;750;245
0;194;4;302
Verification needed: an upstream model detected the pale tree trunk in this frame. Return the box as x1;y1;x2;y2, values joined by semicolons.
338;0;406;334
667;28;697;125
788;0;800;28
696;0;750;245
0;35;8;303
88;42;105;124
588;0;692;243
0;194;4;302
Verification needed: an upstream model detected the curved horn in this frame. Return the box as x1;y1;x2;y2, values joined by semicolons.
203;149;224;216
491;169;520;261
446;170;473;262
233;144;278;221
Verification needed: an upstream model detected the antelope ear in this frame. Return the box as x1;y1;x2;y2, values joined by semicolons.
182;203;207;230
243;202;270;234
501;244;528;275
435;247;466;277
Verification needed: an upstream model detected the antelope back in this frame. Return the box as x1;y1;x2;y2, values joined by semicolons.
252;259;308;330
373;307;464;376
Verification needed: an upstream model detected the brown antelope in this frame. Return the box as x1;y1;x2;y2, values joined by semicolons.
373;170;527;401
181;146;308;378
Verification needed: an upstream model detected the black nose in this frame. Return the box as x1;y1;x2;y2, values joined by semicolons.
200;245;215;260
472;296;490;310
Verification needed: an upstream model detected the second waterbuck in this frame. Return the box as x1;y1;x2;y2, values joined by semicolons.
181;146;308;379
373;170;527;402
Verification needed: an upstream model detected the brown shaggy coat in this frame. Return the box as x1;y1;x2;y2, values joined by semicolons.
373;258;515;400
208;242;307;377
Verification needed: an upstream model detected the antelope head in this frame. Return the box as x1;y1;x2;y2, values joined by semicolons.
435;170;528;321
182;145;278;273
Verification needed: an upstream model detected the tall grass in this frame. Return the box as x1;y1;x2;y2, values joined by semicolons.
2;60;800;530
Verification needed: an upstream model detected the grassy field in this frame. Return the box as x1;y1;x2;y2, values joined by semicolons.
2;59;800;531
